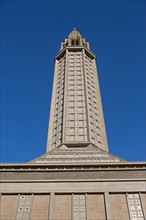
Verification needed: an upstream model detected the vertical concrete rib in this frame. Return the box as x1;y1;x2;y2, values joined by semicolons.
62;49;68;143
104;192;111;220
82;49;90;142
139;193;146;220
49;192;55;220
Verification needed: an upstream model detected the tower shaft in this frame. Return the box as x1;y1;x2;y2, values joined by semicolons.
46;29;108;152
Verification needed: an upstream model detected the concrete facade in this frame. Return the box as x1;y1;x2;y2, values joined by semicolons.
0;29;146;220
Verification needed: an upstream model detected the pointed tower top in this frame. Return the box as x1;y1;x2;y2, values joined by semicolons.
68;28;82;42
60;29;90;50
69;28;80;34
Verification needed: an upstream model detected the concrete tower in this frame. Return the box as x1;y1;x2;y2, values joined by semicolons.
0;29;145;220
47;28;108;152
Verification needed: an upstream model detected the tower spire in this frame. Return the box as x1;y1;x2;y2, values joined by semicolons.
60;29;90;50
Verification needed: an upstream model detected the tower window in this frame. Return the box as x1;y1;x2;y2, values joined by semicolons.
76;39;79;45
71;39;80;46
71;40;75;45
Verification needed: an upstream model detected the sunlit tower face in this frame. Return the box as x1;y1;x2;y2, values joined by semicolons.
46;29;108;152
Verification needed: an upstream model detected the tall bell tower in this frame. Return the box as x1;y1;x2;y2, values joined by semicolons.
46;28;108;152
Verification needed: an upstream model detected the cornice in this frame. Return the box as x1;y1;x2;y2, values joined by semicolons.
0;162;146;172
55;46;96;60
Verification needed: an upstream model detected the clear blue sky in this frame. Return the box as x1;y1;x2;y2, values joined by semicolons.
1;1;145;163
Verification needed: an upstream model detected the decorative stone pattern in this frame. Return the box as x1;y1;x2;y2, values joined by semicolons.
73;194;86;220
127;193;145;220
16;195;33;220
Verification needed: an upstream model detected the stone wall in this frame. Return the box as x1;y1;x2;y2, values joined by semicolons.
1;193;145;220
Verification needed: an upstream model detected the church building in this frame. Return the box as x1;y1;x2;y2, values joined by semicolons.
0;29;146;220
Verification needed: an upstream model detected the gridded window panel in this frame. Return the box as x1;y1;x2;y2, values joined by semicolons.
70;113;75;120
78;90;82;95
72;194;86;220
78;113;84;120
85;55;103;147
127;193;145;220
16;195;33;220
69;135;75;141
70;75;74;79
78;135;85;141
70;85;74;90
70;120;75;126
70;101;74;107
70;96;74;101
79;127;84;134
77;75;82;80
78;101;82;107
78;107;83;112
79;120;84;126
70;107;75;112
78;96;82;101
66;51;88;142
70;80;74;85
70;90;74;95
69;127;75;134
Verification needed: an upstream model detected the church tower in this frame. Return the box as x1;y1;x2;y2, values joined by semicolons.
47;28;108;152
0;29;145;220
35;29;123;165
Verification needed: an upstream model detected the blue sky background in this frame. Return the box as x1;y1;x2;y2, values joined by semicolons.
1;0;145;163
